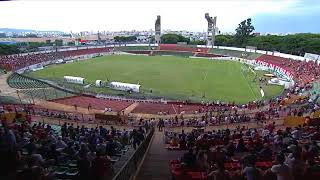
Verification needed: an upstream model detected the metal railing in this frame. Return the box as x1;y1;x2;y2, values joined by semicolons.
112;127;155;180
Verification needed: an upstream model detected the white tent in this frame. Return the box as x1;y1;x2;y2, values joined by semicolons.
110;81;141;92
96;80;102;87
64;76;85;84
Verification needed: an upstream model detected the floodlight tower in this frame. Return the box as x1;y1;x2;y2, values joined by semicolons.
205;13;217;48
155;15;161;44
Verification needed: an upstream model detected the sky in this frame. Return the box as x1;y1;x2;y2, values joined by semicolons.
0;0;319;34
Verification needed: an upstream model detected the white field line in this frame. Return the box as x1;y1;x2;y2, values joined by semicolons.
240;67;258;100
203;70;209;81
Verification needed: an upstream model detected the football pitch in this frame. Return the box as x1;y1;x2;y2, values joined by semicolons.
26;55;284;103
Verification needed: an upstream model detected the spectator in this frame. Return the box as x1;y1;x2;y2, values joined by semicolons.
91;151;112;180
2;122;16;151
196;151;209;171
56;137;67;150
259;143;273;161
271;153;292;180
242;154;261;180
181;148;196;168
286;151;305;180
130;129;141;149
236;138;248;152
158;119;164;131
78;148;91;180
46;144;60;162
208;161;231;180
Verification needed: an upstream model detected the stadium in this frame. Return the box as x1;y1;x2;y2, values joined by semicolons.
1;3;320;180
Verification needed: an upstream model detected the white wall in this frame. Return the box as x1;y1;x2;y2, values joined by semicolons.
197;45;310;61
4;43;312;62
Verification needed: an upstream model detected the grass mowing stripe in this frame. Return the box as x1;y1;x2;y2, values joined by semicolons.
25;55;283;103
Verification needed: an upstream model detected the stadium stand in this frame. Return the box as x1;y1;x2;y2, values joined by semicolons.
5;73;75;101
0;48;113;71
0;95;22;104
171;103;205;114
0;52;63;71
193;52;226;58
0;107;154;180
19;88;75;101
165;123;320;180
60;47;112;58
132;102;208;115
132;102;176;115
0;68;6;75
159;44;209;53
152;50;193;57
7;73;49;89
2;46;320;180
115;46;154;51
122;49;224;57
51;96;133;112
123;50;151;55
256;54;320;86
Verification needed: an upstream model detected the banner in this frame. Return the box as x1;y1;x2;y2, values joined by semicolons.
304;53;320;61
255;60;294;81
284;116;306;127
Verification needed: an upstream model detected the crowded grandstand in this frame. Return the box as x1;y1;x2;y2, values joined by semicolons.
1;41;320;180
1;3;320;180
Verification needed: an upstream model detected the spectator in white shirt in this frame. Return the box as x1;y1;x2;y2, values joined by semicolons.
271;153;292;180
291;127;301;139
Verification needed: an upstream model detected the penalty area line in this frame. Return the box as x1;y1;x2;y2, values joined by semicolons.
203;70;209;81
240;67;258;100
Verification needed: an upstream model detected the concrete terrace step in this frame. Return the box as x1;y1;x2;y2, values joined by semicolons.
135;131;185;180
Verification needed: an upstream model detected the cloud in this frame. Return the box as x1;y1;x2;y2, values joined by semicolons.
0;0;309;33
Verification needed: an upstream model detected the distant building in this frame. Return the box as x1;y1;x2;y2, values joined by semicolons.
0;41;17;45
253;32;261;36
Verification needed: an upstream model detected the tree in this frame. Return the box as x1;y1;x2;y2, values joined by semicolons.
215;35;235;46
235;18;255;46
149;35;155;43
67;41;75;46
160;34;190;44
114;36;120;43
54;39;63;46
160;34;180;44
189;40;207;45
46;40;52;45
114;36;137;43
0;44;20;55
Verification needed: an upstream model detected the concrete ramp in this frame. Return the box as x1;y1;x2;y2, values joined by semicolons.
123;102;139;114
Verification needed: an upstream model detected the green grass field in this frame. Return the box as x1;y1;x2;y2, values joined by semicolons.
25;55;284;103
209;48;261;60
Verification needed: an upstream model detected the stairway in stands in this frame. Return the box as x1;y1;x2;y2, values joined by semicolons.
193;52;199;57
135;131;185;180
